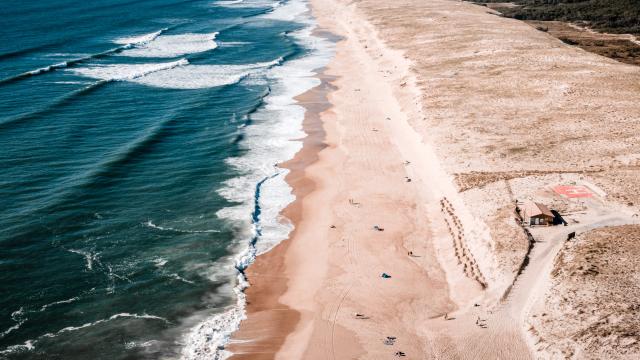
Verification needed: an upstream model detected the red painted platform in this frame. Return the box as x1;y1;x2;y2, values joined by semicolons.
553;185;593;198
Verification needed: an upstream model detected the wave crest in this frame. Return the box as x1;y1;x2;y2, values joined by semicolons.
42;313;169;339
145;220;220;234
0;28;169;86
70;59;189;82
119;33;219;58
71;58;281;89
114;29;166;46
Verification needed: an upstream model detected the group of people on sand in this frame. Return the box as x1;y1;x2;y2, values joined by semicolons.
346;187;492;359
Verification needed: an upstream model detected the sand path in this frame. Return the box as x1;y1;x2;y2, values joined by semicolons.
425;211;638;359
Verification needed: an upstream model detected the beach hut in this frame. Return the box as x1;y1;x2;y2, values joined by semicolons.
520;200;554;226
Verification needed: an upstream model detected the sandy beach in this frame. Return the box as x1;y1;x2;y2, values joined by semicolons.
228;0;640;358
229;0;457;357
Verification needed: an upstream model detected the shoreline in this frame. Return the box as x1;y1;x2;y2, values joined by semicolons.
226;28;337;358
180;2;336;357
229;0;461;357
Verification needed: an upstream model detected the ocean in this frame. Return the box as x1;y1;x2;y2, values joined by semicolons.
0;0;332;358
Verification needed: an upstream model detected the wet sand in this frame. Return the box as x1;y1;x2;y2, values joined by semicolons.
227;61;336;359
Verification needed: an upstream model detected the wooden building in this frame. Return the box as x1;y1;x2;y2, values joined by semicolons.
520;200;554;226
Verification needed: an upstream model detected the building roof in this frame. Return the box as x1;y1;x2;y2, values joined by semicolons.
521;200;554;218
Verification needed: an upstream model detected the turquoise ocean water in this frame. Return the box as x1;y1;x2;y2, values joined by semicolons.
0;0;332;358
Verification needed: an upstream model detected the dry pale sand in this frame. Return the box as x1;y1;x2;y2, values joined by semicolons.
527;226;640;359
228;0;640;359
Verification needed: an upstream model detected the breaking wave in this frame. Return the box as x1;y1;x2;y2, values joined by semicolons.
42;313;169;339
214;0;280;8
0;308;26;340
119;33;219;58
71;58;281;89
0;313;170;353
70;58;189;82
145;220;220;234
39;297;80;312
0;29;169;86
0;340;35;356
124;340;159;349
114;30;165;46
214;0;243;6
178;1;335;358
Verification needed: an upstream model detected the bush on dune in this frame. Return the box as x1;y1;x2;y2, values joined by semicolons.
474;0;640;34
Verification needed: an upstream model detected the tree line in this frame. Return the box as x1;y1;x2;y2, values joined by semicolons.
474;0;640;34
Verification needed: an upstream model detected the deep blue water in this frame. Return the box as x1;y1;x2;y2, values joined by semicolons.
0;0;323;358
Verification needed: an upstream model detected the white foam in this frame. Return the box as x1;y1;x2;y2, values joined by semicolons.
214;0;280;8
170;273;196;285
214;0;244;5
217;41;251;47
71;59;282;89
0;340;35;355
69;59;188;82
27;62;69;75
153;257;168;267
45;53;91;58
42;313;168;338
0;320;25;339
135;64;250;89
67;249;99;271
0;313;167;354
145;220;221;233
180;273;248;360
2;31;167;83
114;30;165;46
39;297;79;311
179;1;335;359
106;263;131;283
260;0;308;22
124;340;159;349
53;81;92;85
120;33;218;58
1;297;79;340
11;308;24;320
2;307;28;341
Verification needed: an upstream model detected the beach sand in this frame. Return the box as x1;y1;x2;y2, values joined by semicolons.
229;0;640;358
229;0;465;357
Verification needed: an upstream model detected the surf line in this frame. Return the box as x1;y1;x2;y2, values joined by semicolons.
235;170;281;275
0;27;170;86
0;58;188;131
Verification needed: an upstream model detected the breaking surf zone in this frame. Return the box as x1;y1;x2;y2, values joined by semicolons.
0;28;170;86
178;1;335;358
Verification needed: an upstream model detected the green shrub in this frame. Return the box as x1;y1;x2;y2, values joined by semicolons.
474;0;640;34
